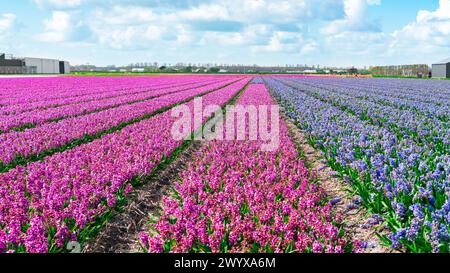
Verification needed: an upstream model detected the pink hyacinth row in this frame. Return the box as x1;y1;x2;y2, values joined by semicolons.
140;84;353;253
0;77;231;132
0;78;241;166
0;77;251;253
0;77;213;115
0;76;214;108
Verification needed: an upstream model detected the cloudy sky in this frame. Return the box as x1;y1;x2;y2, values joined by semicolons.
1;0;449;67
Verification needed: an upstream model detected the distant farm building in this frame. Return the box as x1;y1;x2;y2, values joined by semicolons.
303;69;318;74
0;53;70;74
370;64;430;77
131;68;145;73
432;58;450;78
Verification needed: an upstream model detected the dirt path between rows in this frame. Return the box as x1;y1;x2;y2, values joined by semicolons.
82;141;203;253
280;110;392;253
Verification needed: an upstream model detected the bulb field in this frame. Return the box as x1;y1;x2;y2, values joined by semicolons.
0;75;448;254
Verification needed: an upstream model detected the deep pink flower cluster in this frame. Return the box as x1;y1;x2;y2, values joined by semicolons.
140;84;351;253
0;78;240;166
0;77;251;253
0;77;226;132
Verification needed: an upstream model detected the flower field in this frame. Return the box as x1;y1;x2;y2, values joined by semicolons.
0;75;448;253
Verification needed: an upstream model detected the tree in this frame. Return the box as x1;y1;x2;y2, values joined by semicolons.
208;67;220;73
348;67;358;74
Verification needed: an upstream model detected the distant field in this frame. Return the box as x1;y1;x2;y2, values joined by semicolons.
70;71;376;78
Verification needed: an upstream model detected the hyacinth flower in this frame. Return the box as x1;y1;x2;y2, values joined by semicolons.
140;84;355;253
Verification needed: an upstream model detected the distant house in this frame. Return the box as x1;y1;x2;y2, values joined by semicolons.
432;58;450;78
131;68;145;73
303;69;317;74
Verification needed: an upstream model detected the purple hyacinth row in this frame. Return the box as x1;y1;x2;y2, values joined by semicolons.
0;77;216;116
278;78;449;155
0;78;230;132
301;77;450;104
265;78;449;253
140;84;354;253
298;78;450;117
0;77;251;253
0;78;241;168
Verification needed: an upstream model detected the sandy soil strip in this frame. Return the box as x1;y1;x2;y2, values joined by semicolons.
280;109;392;253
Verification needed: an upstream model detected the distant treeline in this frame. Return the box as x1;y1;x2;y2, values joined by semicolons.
370;64;430;77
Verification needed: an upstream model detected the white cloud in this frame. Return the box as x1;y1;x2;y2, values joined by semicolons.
325;31;386;55
29;0;415;66
174;0;344;24
89;6;179;49
35;11;91;43
300;42;319;55
0;13;16;33
94;24;176;50
9;0;448;67
251;31;306;53
81;0;346;52
366;0;381;5
198;24;273;47
388;0;450;62
0;13;17;51
176;3;230;22
392;0;450;45
321;0;380;35
34;0;84;9
91;5;158;25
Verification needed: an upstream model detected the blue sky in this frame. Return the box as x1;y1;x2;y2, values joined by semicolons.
1;0;449;67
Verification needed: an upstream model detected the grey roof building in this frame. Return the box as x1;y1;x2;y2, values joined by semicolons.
0;53;70;74
432;58;450;78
